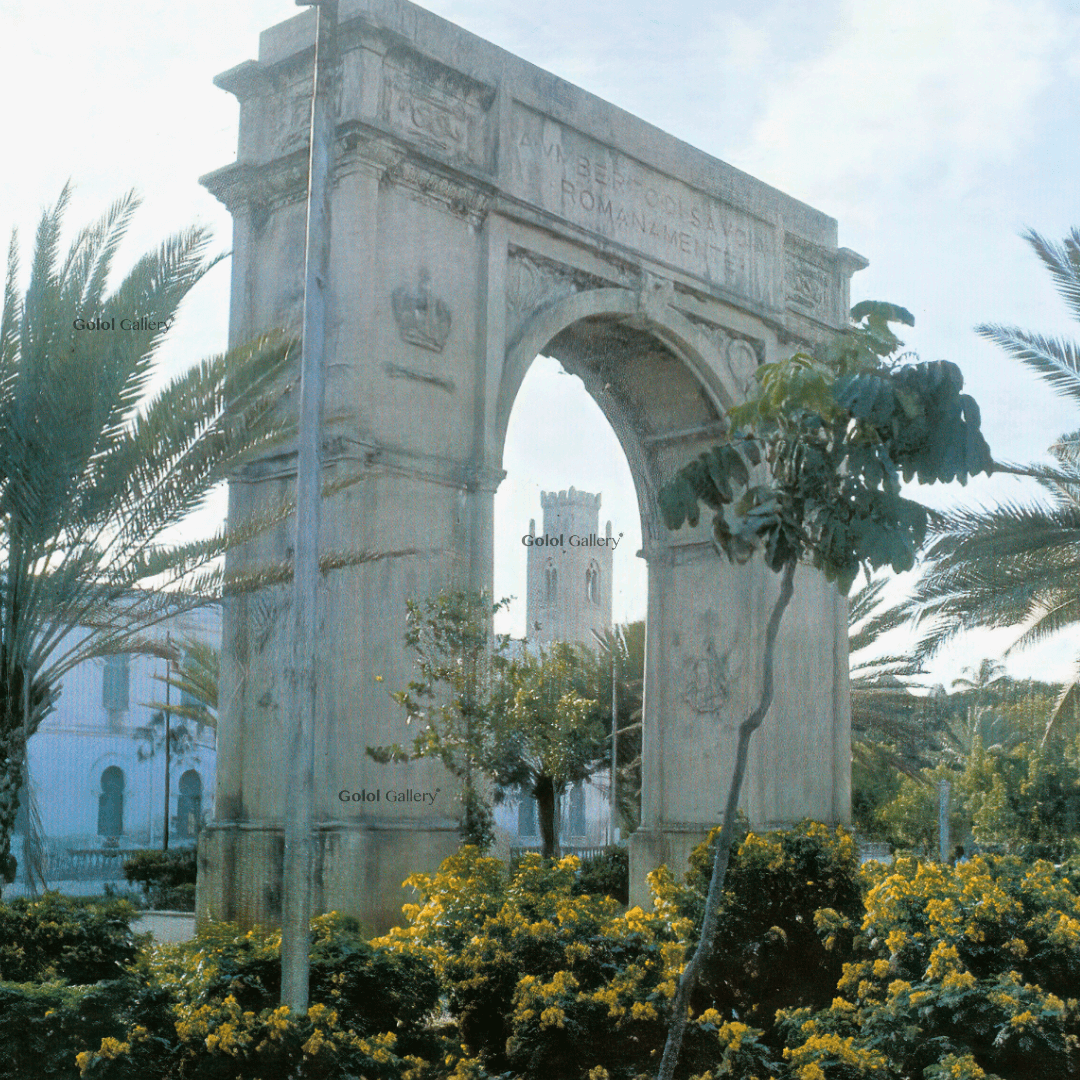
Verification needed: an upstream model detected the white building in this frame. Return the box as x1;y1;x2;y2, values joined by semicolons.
10;605;219;893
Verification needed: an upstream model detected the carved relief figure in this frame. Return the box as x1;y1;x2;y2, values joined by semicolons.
682;638;730;716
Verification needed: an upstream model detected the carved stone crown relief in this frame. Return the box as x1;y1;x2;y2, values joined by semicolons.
392;269;452;352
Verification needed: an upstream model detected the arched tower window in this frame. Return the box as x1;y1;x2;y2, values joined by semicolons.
97;766;125;836
177;770;203;839
585;561;600;604
544;563;557;605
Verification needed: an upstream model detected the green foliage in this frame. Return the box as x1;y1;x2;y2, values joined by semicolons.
0;892;138;983
590;621;645;834
371;591;610;856
871;678;1080;857
848;577;947;785
909;228;1080;734
654;301;991;1080
660;302;993;592
488;641;607;857
122;848;197;911
369;590;511;849
573;846;630;906
0;978;138;1080
15;835;1080;1080
778;855;1080;1080
144;638;219;729
378;829;864;1080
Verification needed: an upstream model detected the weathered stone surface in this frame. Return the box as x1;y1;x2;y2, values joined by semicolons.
199;0;861;932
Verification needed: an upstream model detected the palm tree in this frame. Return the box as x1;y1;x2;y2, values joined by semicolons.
945;658;1014;756
909;228;1080;740
0;186;294;888
848;577;945;777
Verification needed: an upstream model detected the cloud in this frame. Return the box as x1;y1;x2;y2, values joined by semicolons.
738;0;1078;218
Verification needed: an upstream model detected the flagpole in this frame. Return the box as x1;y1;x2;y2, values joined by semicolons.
281;0;337;1014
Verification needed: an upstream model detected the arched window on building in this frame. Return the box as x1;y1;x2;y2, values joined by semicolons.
97;766;125;836
517;787;537;838
585;561;600;604
569;781;586;838
544;563;557;605
177;770;203;840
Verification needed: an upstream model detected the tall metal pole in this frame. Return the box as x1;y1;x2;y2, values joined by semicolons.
610;629;619;845
281;0;337;1014
163;632;171;853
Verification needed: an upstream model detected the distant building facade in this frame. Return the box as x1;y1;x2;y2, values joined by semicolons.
10;606;219;893
498;487;617;851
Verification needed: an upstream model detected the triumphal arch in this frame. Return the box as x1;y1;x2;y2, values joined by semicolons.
198;0;862;930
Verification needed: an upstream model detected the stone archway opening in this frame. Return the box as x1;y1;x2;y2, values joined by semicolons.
494;351;645;641
496;302;742;895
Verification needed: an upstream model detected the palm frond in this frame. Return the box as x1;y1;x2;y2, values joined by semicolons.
975;324;1080;405
1005;591;1080;653
221;547;423;597
59;190;139;312
1022;227;1080;326
1;229;20;372
1044;660;1080;745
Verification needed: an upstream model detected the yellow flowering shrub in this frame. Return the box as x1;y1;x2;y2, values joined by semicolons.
650;820;863;1037
779;853;1080;1080
380;847;682;1080
74;912;439;1079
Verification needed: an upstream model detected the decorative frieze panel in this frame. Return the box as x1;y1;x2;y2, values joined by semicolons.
510;103;777;306
269;71;344;157
680;312;762;404
379;158;493;223
784;239;838;325
392;269;452;353
505;248;611;343
682;638;732;718
379;47;493;170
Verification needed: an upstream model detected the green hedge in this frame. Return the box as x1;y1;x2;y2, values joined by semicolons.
8;830;1080;1079
573;846;630;905
121;848;196;911
0;979;139;1080
0;893;138;983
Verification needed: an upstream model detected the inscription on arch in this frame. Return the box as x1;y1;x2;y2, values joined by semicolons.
510;104;777;307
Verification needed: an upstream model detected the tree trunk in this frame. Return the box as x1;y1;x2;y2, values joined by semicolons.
655;558;797;1080
0;737;24;887
534;775;559;859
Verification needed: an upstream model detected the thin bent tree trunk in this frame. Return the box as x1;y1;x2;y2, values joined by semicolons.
655;558;797;1080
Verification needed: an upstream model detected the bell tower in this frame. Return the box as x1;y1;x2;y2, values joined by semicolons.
526;487;614;646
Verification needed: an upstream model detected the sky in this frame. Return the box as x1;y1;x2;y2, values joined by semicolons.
3;0;1080;685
